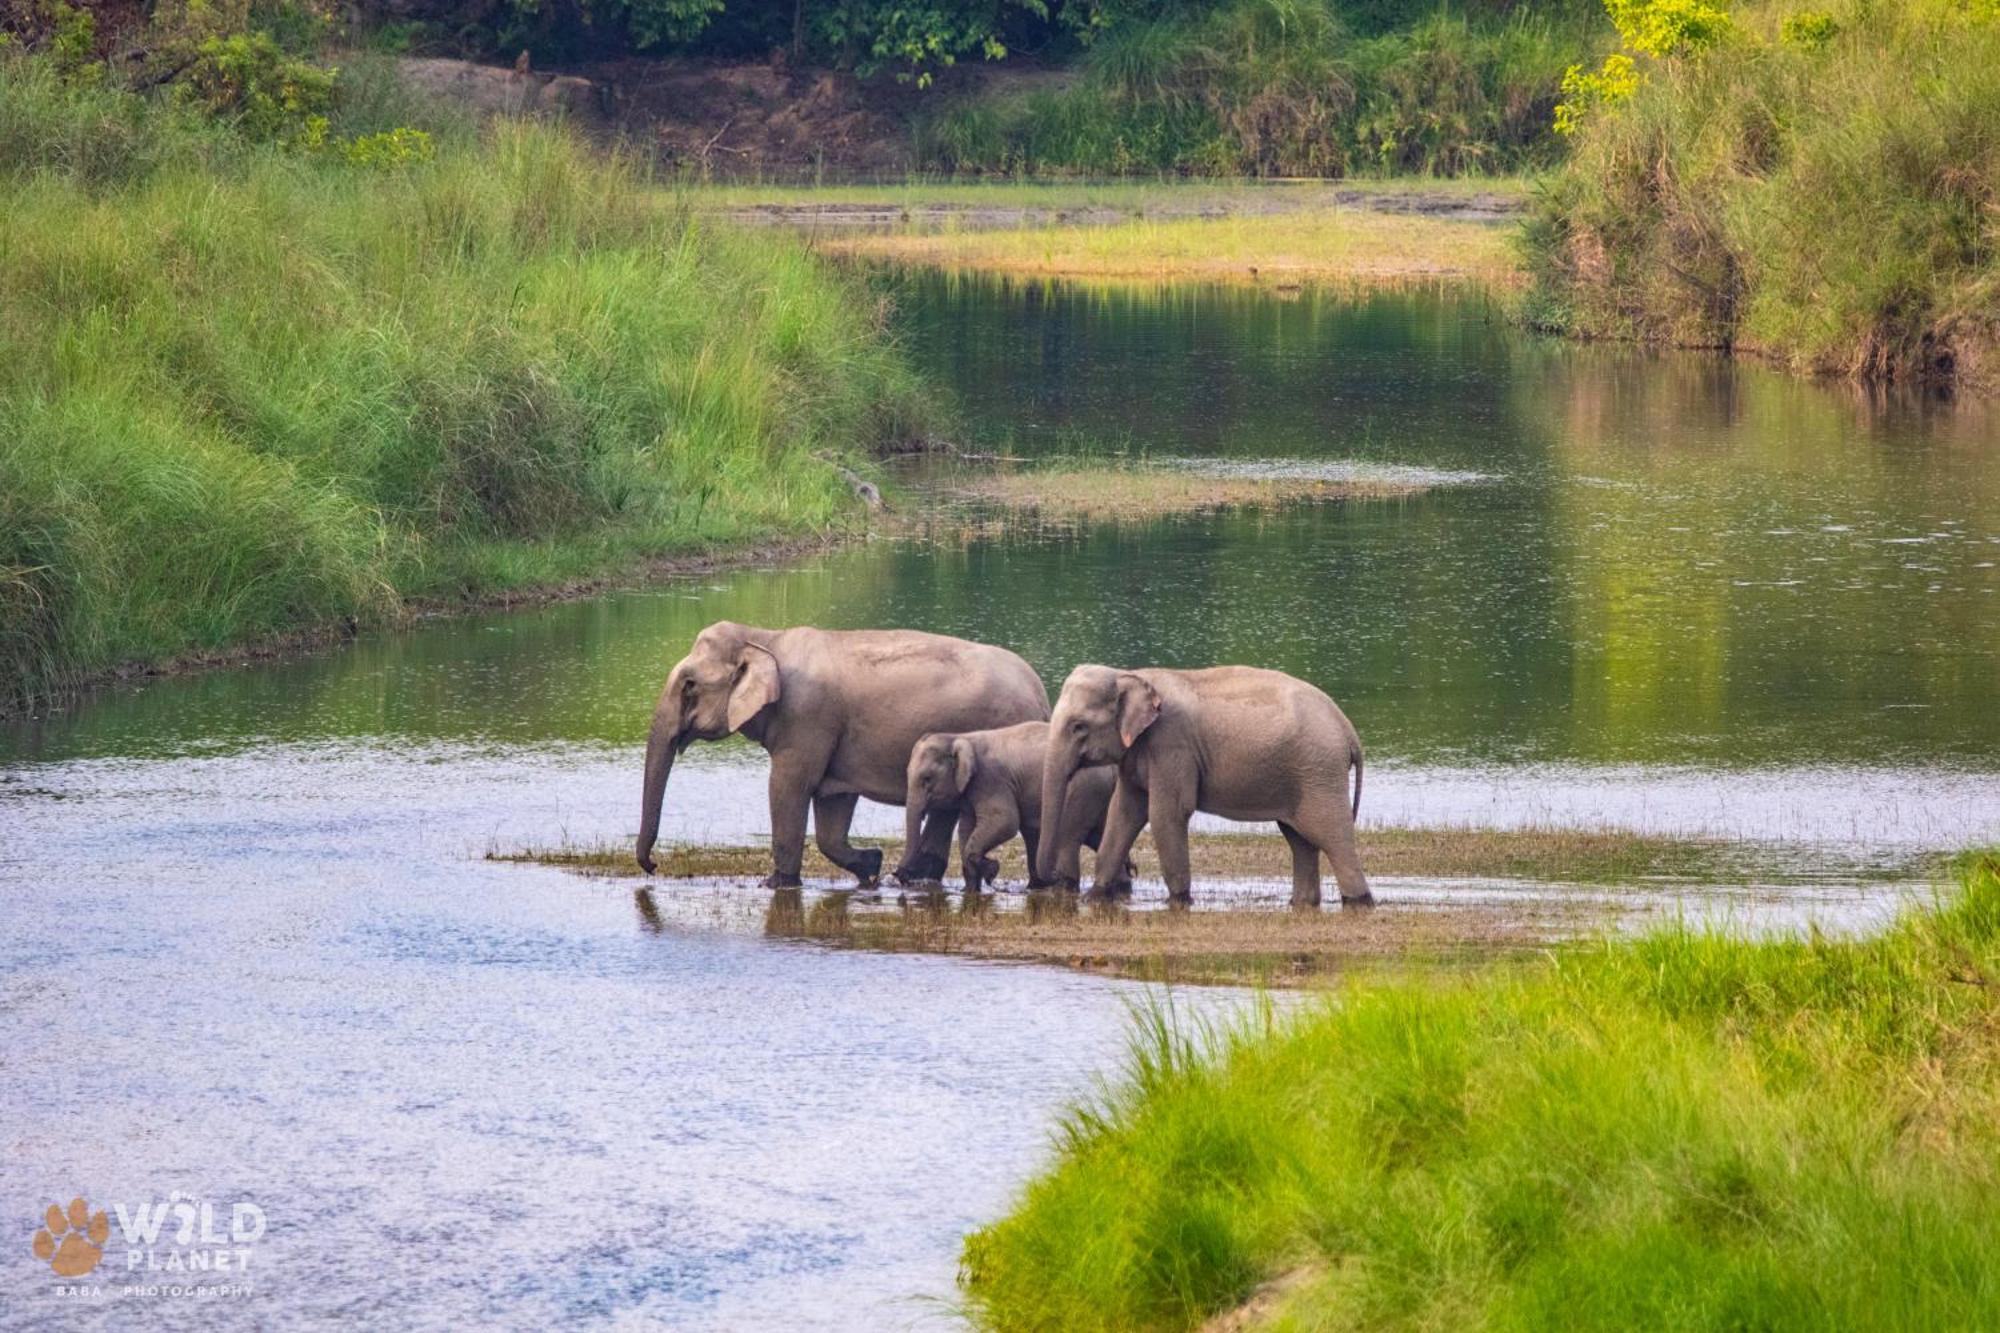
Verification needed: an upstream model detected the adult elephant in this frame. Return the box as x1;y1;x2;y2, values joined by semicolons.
636;622;1050;885
1038;664;1370;908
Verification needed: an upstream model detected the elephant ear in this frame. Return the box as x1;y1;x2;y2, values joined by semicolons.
726;645;781;732
951;737;978;796
1116;674;1161;748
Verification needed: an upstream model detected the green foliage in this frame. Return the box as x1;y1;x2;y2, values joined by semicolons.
175;30;337;140
0;56;930;703
963;853;2000;1330
916;0;1601;176
1552;50;1636;133
1527;0;2000;386
1779;7;1839;44
340;124;435;166
1604;0;1733;54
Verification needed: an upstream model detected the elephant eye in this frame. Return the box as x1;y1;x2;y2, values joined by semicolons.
1071;720;1088;735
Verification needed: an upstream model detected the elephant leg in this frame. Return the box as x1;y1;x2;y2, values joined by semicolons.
1148;785;1195;905
764;755;816;888
911;806;954;878
1019;821;1042;889
1278;820;1321;909
1088;778;1147;898
960;807;1019;893
1292;796;1373;906
813;792;881;885
1041;803;1089;890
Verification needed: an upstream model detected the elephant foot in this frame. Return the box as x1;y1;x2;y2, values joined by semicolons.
895;851;948;885
1085;878;1133;901
1340;890;1377;909
763;871;803;890
1165;892;1193;913
848;847;885;885
975;855;1001;884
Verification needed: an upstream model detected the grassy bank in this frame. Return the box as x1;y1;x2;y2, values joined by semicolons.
915;1;1603;178
961;851;2000;1330
820;209;1522;286
1525;0;2000;388
0;56;928;707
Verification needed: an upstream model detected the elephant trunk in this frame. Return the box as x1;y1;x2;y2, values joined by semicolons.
895;793;944;883
1037;750;1076;883
636;678;684;874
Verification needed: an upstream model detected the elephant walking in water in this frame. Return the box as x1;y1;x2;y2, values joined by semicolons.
1038;663;1370;908
897;721;1122;891
637;622;1050;886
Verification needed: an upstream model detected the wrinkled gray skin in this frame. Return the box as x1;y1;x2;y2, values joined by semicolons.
897;721;1124;891
1039;664;1370;907
637;622;1049;886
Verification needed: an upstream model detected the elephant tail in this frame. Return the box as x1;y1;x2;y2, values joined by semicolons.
1349;735;1363;819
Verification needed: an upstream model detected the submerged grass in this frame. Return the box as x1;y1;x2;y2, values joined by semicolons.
943;465;1428;521
0;56;929;707
819;210;1523;286
961;851;2000;1330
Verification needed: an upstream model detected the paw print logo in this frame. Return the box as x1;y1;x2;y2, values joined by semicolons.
32;1198;109;1278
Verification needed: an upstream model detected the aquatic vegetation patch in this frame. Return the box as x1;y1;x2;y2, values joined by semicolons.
818;209;1525;287
939;463;1431;522
960;851;2000;1329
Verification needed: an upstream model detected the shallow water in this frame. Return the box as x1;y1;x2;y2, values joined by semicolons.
4;275;1998;1327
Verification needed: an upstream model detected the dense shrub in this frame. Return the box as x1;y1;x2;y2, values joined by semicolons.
913;0;1606;176
1525;0;2000;387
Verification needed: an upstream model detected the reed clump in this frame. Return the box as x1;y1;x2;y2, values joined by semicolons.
0;54;929;706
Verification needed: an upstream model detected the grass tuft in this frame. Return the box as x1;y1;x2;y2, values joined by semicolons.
0;53;930;706
961;851;2000;1330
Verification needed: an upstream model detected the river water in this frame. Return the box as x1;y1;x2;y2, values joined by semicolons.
4;275;1998;1328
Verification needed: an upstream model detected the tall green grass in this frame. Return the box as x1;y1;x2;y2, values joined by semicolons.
1524;0;2000;387
0;55;930;705
962;852;2000;1329
914;0;1605;177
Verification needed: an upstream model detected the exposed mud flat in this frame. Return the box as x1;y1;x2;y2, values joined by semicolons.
495;828;1940;986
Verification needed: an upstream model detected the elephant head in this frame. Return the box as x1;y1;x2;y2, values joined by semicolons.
637;623;782;873
896;733;976;882
1038;665;1158;880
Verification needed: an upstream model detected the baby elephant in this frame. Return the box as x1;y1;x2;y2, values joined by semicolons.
897;721;1121;891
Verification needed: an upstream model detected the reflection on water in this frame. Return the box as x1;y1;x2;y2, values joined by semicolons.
4;276;1999;1328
